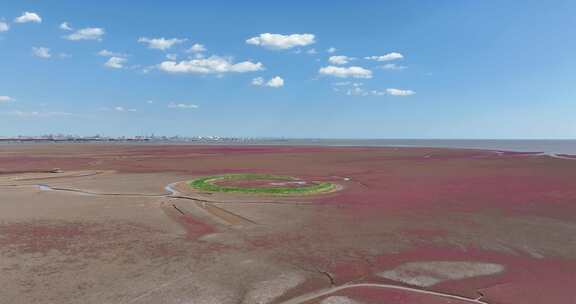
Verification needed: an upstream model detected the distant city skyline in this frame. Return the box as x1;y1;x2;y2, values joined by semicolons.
1;1;576;138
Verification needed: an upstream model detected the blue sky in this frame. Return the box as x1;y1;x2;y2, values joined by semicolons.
1;1;575;138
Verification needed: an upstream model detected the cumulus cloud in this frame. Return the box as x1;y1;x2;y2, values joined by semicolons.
365;52;404;61
187;43;206;53
168;103;199;109
158;55;263;74
0;21;9;32
105;56;127;69
98;49;128;68
14;12;42;24
0;96;14;103
328;55;353;65
97;49;127;57
59;22;73;31
267;76;284;87
381;63;406;70
327;47;337;53
386;88;415;96
319;66;372;79
252;76;284;88
65;27;105;41
246;33;315;50
138;37;186;50
32;47;51;59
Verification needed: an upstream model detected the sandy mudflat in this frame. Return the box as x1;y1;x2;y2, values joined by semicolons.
1;144;576;303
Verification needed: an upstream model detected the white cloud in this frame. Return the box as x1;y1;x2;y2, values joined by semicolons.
246;33;315;50
97;49;127;57
328;55;352;65
105;56;127;69
138;37;186;50
98;50;127;68
319;66;372;79
139;66;154;74
0;96;14;103
348;89;371;97
114;106;136;112
59;22;73;31
146;100;154;104
158;55;263;74
267;76;284;87
327;47;337;53
251;77;265;86
333;82;376;96
65;27;105;41
168;103;199;109
2;110;72;118
252;76;284;88
32;47;51;59
0;21;9;32
386;88;415;96
347;87;386;97
365;52;404;61
14;12;42;24
165;53;177;60
333;83;414;97
187;43;206;53
332;81;353;86
381;63;406;70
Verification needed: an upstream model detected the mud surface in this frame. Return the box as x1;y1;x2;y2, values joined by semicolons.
1;144;576;303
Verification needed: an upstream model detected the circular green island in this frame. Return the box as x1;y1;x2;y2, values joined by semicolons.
188;173;337;195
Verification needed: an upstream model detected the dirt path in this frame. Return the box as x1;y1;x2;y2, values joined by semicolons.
0;170;108;186
35;184;170;197
23;179;260;228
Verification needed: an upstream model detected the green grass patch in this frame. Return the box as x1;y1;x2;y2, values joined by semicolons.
189;173;336;195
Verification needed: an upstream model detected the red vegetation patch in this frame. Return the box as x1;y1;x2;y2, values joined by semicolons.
161;204;215;240
178;213;215;239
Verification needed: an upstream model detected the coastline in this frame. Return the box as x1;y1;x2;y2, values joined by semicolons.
2;139;576;155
